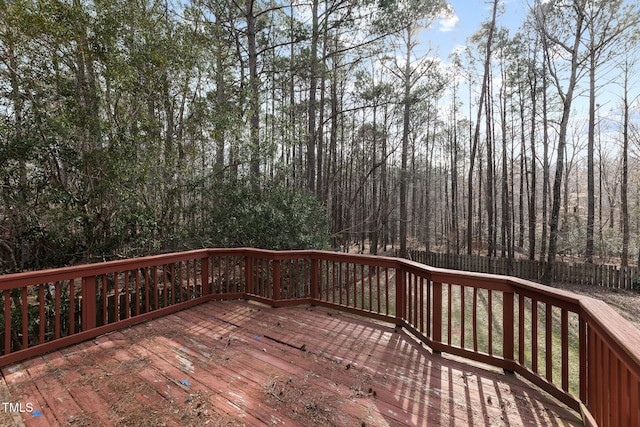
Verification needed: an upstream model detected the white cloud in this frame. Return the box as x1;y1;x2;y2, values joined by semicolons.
438;14;460;32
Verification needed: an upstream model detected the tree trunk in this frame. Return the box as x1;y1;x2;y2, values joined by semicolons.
399;26;413;258
306;0;319;193
528;45;538;261
586;48;596;263
451;83;460;254
541;1;586;286
621;57;631;267
246;0;260;190
485;71;495;257
467;0;498;256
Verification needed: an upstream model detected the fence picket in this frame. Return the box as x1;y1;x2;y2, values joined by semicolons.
401;250;639;289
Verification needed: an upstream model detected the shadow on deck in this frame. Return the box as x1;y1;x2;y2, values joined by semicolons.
0;300;581;426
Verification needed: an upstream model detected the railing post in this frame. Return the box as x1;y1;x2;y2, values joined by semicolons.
310;258;319;300
81;276;96;332
432;281;442;349
395;267;405;327
503;291;514;371
272;260;280;301
201;256;210;296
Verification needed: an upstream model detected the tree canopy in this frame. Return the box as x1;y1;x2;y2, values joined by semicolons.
2;0;640;280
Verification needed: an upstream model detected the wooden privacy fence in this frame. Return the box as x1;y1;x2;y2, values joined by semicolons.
407;250;640;289
1;248;640;426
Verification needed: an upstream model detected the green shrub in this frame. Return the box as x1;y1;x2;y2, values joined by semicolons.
203;182;329;250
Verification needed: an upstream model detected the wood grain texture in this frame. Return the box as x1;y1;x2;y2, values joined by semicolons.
1;300;581;426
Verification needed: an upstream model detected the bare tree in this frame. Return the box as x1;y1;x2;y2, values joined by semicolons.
467;0;500;256
535;0;588;285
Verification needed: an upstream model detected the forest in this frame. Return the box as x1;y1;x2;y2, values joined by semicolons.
1;0;640;285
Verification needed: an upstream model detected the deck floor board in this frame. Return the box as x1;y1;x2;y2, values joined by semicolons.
1;300;582;426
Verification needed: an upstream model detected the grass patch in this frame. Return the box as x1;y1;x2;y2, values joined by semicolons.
316;267;582;398
440;285;581;397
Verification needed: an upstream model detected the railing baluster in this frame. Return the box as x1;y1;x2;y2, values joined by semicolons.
631;375;639;426
4;290;10;355
620;358;628;427
186;261;191;301
21;287;27;349
472;288;478;352
447;283;452;346
602;342;610;426
346;263;351;307
311;258;318;301
162;266;168;307
413;274;418;327
38;285;45;344
426;278;431;339
193;259;198;298
55;282;61;339
353;263;357;308
293;259;298;298
259;258;264;297
419;276;424;333
546;304;553;382
561;309;569;391
273;260;280;301
432;281;442;350
124;270;130;320
503;291;514;367
339;262;343;306
368;265;372;312
232;256;237;291
144;267;150;313
69;279;76;334
376;267;381;314
579;317;587;403
611;357;620;427
360;264;365;310
487;290;493;356
587;327;596;415
102;274;108;325
395;268;405;326
323;260;329;301
245;256;252;295
460;285;466;348
532;300;538;374
114;272;120;322
385;268;389;316
518;294;525;365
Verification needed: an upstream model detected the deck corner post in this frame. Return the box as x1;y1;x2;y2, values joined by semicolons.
201;256;210;296
81;276;97;332
244;255;254;296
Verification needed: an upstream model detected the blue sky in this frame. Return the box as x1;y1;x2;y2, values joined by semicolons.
416;0;640;147
420;0;529;60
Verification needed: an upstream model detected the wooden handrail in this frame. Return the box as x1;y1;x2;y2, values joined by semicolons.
1;248;639;426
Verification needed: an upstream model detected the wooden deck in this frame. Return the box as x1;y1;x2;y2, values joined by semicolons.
0;300;582;426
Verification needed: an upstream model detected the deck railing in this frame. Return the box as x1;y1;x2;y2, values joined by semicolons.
1;248;639;426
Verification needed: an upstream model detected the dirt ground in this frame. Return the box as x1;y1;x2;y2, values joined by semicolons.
554;282;640;330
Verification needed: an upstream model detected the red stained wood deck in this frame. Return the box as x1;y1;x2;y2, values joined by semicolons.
0;300;582;426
